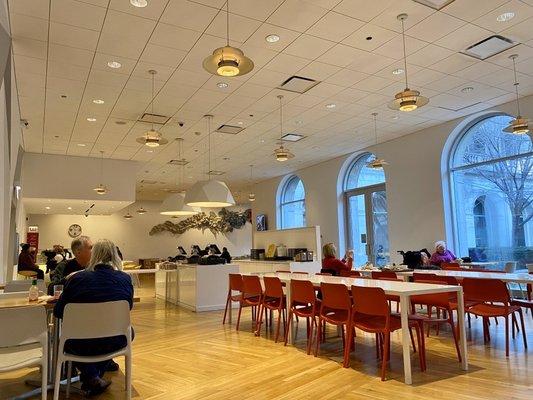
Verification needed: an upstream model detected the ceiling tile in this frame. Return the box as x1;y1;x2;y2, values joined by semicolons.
48;44;95;68
334;0;394;22
296;61;341;81
473;0;533;33
9;0;49;19
317;44;367;67
407;44;455;68
306;11;364;42
10;13;49;41
139;44;187;68
244;22;300;51
160;0;219;32
50;0;106;31
108;0;168;20
50;22;99;50
150;23;203;52
435;24;493;52
283;34;335;60
406;11;465;43
205;11;262;43
429;53;476;74
228;0;285;21
342;23;397;52
267;0;329;32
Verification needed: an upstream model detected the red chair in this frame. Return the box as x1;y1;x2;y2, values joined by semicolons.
345;286;425;380
462;278;527;356
315;283;352;359
411;275;462;362
315;272;332;276
276;270;291;273
237;275;263;332
340;270;361;277
292;272;309;275
223;274;243;324
256;277;286;342
441;263;461;271
371;271;397;280
284;279;320;354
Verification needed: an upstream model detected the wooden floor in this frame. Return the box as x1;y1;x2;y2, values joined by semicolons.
1;289;531;399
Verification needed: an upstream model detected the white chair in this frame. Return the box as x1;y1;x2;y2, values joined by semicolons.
504;261;517;273
0;306;48;400
53;301;132;400
5;279;46;293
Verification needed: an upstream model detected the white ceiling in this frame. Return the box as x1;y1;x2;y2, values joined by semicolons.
10;0;533;200
23;197;132;215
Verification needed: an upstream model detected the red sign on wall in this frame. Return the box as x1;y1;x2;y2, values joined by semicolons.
26;232;39;251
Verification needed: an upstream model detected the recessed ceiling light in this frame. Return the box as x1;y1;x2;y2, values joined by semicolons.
93;99;104;104
217;82;229;88
295;120;303;125
237;121;243;125
87;117;97;122
265;34;280;43
45;206;51;210
67;207;72;210
130;0;148;7
260;139;265;143
147;150;153;153
77;143;86;147
107;61;122;69
461;86;474;93
496;12;515;22
325;103;336;109
392;68;404;75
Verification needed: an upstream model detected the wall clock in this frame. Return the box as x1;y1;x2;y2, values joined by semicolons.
68;224;82;238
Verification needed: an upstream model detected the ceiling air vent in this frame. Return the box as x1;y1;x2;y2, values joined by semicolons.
168;159;189;166
138;113;170;125
216;124;244;134
412;0;455;10
278;76;320;94
208;170;225;176
281;133;305;142
462;35;518;60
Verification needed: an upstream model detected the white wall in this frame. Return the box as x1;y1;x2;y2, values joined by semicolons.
28;201;252;262
252;95;533;265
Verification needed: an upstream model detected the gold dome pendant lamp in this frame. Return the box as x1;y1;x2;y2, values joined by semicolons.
203;1;254;77
388;14;429;112
93;150;108;195
367;113;389;170
136;70;168;147
273;95;295;162
248;164;256;202
503;54;530;135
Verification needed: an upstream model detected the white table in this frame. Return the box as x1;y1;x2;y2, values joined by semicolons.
396;270;533;284
460;262;499;269
259;272;468;385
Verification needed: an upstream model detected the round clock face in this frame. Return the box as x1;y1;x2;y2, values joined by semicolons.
68;224;82;238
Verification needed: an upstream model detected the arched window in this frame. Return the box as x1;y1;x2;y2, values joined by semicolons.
279;175;306;229
473;196;488;248
448;114;532;266
343;153;389;267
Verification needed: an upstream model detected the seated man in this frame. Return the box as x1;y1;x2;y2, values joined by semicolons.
17;243;44;279
54;239;133;396
49;236;92;291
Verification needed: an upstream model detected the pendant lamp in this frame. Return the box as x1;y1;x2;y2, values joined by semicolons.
123;204;133;219
160;138;200;216
367;113;389;169
273;95;295;162
136;207;147;214
93;151;108;195
203;0;253;77
136;70;168;147
388;14;429;112
185;115;235;208
248;164;256;202
503;54;529;135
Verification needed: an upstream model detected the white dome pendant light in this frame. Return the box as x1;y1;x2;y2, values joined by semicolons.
248;164;256;202
203;0;254;77
367;113;389;169
136;70;168;147
273;95;295;162
160;138;200;216
388;14;429;112
185;115;235;208
503;54;529;135
93;150;108;195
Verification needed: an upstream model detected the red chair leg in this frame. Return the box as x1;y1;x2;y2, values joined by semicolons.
236;303;243;331
505;315;509;357
448;314;462;363
518;308;528;349
222;292;230;324
307;317;315;355
284;309;293;346
381;333;390;381
314;318;322;357
275;308;282;343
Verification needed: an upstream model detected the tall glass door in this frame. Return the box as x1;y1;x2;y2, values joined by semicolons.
346;184;390;267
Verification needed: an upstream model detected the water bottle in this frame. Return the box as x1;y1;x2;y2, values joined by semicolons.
28;279;39;302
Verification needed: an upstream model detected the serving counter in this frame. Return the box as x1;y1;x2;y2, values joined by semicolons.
234;259;321;274
155;263;238;312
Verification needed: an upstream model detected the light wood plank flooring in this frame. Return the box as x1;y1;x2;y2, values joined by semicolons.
1;293;531;399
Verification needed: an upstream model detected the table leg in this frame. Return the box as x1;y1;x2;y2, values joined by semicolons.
399;294;412;384
456;287;469;371
286;284;294;344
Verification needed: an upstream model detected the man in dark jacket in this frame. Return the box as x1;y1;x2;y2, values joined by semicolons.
49;236;92;294
54;245;133;396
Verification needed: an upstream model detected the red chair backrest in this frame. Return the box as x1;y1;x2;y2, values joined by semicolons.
242;275;262;297
292;271;308;275
351;286;390;316
411;278;455;307
276;270;291;273
290;279;317;305
371;271;397;280
320;282;351;310
441;263;461;270
340;270;361;277
263;276;284;299
413;272;437;281
462;278;510;303
229;273;243;292
315;272;332;276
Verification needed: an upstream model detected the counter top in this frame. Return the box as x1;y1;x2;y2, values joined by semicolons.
234;259;315;264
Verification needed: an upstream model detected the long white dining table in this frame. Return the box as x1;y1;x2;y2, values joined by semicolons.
254;272;468;385
395;269;533;284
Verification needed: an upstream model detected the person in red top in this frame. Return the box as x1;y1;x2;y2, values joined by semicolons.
321;243;353;276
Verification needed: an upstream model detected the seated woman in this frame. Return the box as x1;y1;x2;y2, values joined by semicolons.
429;241;457;267
18;243;44;279
321;243;353;276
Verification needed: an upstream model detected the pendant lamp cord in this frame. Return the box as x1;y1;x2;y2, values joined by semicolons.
372;113;378;145
178;139;182;191
278;95;284;148
249;164;253;191
226;0;230;47
207;115;212;180
150;71;155;131
99;151;104;184
511;56;521;117
400;16;409;89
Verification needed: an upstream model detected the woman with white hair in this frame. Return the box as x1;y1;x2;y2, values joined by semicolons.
429;240;457;267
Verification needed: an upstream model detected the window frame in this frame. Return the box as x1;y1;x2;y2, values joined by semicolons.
279;175;306;230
